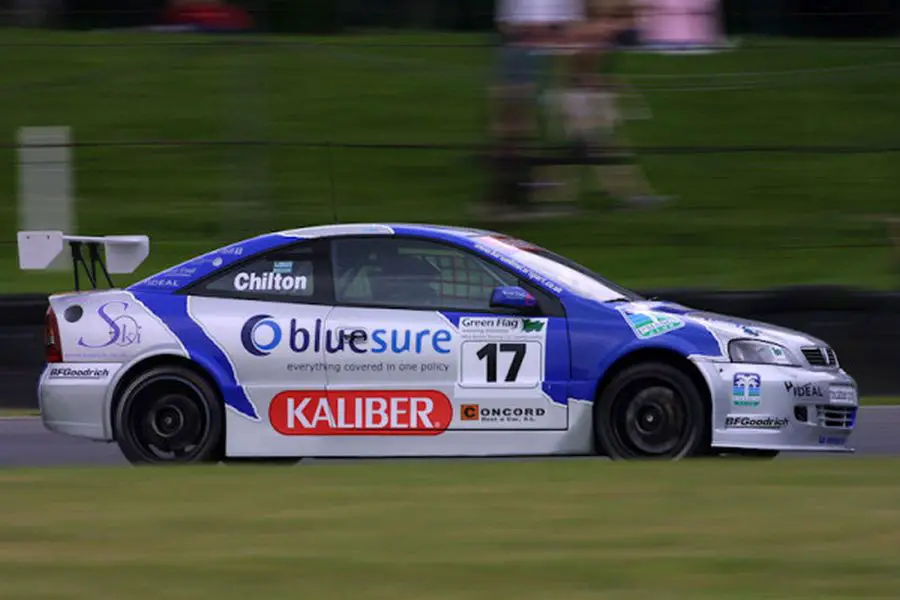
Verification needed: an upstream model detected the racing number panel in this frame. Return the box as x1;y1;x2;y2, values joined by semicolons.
448;312;570;431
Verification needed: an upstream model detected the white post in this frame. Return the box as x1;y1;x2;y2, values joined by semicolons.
17;126;74;271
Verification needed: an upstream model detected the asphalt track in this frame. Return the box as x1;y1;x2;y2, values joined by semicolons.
1;407;898;467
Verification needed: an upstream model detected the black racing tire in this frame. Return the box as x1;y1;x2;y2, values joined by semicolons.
113;365;224;465
594;361;710;460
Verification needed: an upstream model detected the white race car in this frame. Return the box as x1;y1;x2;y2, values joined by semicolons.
18;224;859;464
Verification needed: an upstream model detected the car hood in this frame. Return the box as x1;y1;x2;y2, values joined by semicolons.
621;300;829;351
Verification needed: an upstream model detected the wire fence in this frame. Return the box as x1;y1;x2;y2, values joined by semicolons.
1;2;899;289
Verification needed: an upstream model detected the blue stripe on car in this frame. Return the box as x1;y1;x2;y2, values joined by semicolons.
128;233;299;294
134;292;261;421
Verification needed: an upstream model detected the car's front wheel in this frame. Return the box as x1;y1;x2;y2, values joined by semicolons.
113;365;224;465
594;362;710;460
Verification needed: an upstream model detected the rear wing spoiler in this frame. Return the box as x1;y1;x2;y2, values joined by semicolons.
17;230;150;291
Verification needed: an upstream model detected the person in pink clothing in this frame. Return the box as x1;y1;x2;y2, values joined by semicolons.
639;0;726;51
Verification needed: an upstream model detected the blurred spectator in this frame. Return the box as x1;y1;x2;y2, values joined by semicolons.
639;0;726;51
483;0;585;220
553;0;669;209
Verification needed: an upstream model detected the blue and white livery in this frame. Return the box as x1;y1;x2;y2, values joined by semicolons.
18;224;859;464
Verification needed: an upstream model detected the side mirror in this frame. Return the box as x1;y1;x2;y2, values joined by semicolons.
490;286;537;312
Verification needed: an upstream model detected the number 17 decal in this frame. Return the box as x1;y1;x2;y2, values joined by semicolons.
476;343;526;382
460;340;543;388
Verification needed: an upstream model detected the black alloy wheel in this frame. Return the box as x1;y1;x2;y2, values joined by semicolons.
594;362;709;460
114;366;224;465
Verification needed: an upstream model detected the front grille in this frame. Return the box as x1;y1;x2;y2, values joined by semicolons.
802;346;839;368
816;405;857;429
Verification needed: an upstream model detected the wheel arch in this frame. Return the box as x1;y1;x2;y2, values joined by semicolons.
594;347;711;401
107;354;224;441
591;347;713;455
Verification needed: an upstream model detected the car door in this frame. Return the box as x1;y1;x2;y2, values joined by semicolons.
184;240;333;444
323;235;569;440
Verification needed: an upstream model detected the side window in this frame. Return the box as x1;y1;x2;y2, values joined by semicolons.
332;237;518;311
193;245;324;302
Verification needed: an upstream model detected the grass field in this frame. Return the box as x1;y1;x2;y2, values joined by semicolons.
0;409;39;417
1;459;900;599
859;396;900;406
2;31;899;293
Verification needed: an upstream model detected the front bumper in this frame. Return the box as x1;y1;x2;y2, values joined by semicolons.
696;360;859;452
38;363;121;441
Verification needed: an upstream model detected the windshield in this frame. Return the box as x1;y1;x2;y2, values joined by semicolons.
476;236;644;303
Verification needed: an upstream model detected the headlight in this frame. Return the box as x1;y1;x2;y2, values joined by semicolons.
728;339;799;366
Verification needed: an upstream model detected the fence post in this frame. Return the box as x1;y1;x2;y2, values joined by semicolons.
17;126;74;271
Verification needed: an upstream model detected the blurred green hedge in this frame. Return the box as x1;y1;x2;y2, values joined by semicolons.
51;0;897;36
240;0;896;36
230;0;494;33
246;0;342;34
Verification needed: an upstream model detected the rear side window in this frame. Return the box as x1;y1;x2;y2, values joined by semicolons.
206;257;314;297
191;244;327;303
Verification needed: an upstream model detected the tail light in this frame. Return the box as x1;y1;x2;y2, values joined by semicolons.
45;307;63;363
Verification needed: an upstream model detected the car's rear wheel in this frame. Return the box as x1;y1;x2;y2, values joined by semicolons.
114;366;224;465
594;362;709;460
